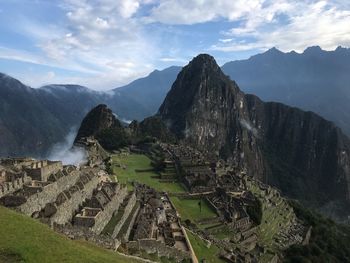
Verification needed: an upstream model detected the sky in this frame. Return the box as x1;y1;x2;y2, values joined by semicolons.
0;0;349;90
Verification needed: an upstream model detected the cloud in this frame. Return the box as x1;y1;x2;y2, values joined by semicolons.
211;0;350;52
46;128;87;166
1;0;349;90
159;57;187;63
147;0;264;25
1;0;158;89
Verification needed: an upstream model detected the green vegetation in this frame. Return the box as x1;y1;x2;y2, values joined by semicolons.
186;230;225;263
112;153;186;193
0;206;140;263
246;198;263;225
96;128;128;151
284;200;350;263
170;197;217;224
102;207;125;235
116;204;139;240
247;180;294;261
112;153;224;222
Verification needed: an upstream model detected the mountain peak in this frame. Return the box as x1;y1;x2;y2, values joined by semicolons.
265;47;282;54
188;54;220;70
303;45;323;54
74;104;122;143
158;53;242;139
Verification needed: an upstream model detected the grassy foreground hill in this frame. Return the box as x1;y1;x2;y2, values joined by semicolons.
0;206;140;263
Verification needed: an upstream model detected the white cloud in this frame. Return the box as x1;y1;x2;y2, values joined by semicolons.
13;0;159;89
147;0;263;25
218;38;233;43
2;0;350;90
211;0;350;52
159;57;187;63
119;0;140;18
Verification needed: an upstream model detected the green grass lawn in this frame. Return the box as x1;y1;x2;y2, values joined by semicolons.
0;206;140;263
112;154;186;193
170;197;217;224
186;230;225;263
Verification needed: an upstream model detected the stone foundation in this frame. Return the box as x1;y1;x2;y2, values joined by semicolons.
127;239;191;262
49;174;100;225
17;170;80;216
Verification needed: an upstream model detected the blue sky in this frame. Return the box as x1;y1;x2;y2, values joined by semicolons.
0;0;349;90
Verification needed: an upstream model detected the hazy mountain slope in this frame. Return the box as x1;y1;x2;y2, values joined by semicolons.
0;74;65;157
115;66;181;116
38;85;102;128
222;46;350;135
0;75;156;157
158;54;350;219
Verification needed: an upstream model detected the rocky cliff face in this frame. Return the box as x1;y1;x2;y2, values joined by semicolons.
159;54;265;179
159;54;350;217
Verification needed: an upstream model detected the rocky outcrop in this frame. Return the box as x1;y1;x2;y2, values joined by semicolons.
158;54;350;218
74;104;128;151
75;104;123;142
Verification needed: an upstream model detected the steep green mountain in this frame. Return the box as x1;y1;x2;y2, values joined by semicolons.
158;54;350;220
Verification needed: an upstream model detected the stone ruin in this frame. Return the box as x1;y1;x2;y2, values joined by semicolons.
125;183;194;262
73;182;128;234
0;138;310;263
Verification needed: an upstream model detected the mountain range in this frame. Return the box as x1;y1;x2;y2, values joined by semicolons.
0;46;349;157
74;53;350;221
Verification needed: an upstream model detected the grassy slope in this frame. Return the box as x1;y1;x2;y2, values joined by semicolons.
186;230;225;263
0;206;140;263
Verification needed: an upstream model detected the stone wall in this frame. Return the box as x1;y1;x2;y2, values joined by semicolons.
127;239;191;262
53;224;118;251
17;170;80;216
0;176;31;198
91;186;128;234
25;161;63;181
123;205;140;241
112;192;137;238
49;174;100;225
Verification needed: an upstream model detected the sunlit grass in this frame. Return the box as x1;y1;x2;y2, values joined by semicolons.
0;206;140;263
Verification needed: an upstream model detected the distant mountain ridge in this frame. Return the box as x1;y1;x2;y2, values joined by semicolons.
1;45;350;157
222;45;350;135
